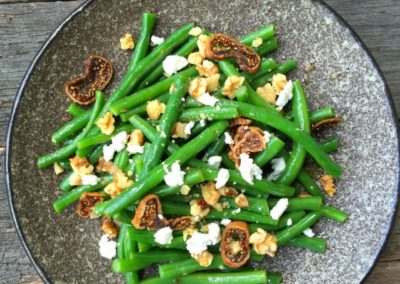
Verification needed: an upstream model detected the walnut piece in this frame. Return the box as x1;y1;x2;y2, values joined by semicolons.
320;174;336;197
172;122;189;139
53;162;64;175
197;34;211;57
70;155;94;175
191;251;214;267
235;193;249;208
222;76;245;99
77;192;105;218
102;219;118;239
188;52;204;66
188;77;208;98
189;27;203;37
249;228;278;257
146;99;166;120
120;33;135;50
218;186;239;197
206;74;220;93
196;60;219;78
183;227;196;241
180;184;191;195
190;199;210;217
105;169;133;198
256;83;277;104
271;73;287;93
128;129;144;147
96;157;117;174
69;173;83;186
252;37;263;48
201;182;221;206
96;112;115;135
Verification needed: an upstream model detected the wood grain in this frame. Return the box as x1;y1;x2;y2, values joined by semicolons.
0;0;399;283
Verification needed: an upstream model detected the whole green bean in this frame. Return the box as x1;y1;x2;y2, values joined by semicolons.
123;225;139;284
123;227;186;249
179;106;239;122
120;93;170;122
254;136;285;167
219;196;269;214
59;173;74;192
296;170;325;198
66;103;86;117
251;60;297;89
241;58;278;81
310;106;336;124
128;115;156;141
88;143;105;164
254;37;279;56
58;160;72;170
321;205;348;223
249;211;306;232
320;138;339;153
221;153;236;169
268;197;322;212
51;110;91;145
286;236;327;253
267;272;283;284
117;224;128;259
202;135;226;160
239;24;275;46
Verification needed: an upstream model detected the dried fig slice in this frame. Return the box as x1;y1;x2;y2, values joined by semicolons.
168;216;192;230
205;34;261;73
229;118;252;128
132;194;168;230
312;117;343;131
77;192;105;218
220;221;250;268
64;55;113;105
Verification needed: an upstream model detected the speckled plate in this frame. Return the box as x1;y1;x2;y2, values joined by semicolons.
5;0;399;283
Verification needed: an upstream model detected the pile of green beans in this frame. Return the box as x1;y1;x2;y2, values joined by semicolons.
37;12;349;284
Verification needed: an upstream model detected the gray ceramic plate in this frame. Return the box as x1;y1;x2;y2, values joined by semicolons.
5;0;399;283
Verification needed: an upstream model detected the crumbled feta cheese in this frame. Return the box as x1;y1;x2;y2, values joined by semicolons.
238;153;263;184
111;131;129;152
287;218;293;226
270;198;289;220
158;214;165;220
215;168;230;189
99;235;117;259
267;158;286;181
151;35;164;45
184;121;195;135
189;27;202;37
220;219;231;226
103;144;116;162
164;161;186;187
126;144;144;154
154;227;173;245
185;223;221;254
303;228;315;238
197;92;219;106
264;131;272;143
275;80;293;110
232;208;241;214
162;55;189;76
199;119;206;127
81;174;100;186
224;132;234;145
208;156;222;168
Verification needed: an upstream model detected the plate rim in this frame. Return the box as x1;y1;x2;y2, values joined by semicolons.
4;0;400;283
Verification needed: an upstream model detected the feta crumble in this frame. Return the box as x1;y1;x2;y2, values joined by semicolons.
103;144;116;162
215;168;230;189
185;223;221;254
162;55;188;77
270;198;289;220
127;144;144;154
99;235;117;259
208;156;222;168
111;131;129;152
287;218;293;226
303;228;315;238
151;35;164;45
199;119;206;127
164;161;186;187
154;227;173;245
184;121;195;135
220;219;231;226
267;158;286;181
263;131;272;143
81;174;100;186
275;80;293;110
232;208;241;214
238;153;263;184
224;132;234;145
197;92;219;106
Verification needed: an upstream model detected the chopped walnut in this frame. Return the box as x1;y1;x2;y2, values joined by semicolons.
96;157;117;174
201;182;221;206
320;174;336;197
222;76;245;99
256;83;277;104
189;27;203;37
96;112;115;135
213;203;223;212
252;37;263;48
229;118;252;128
70;155;94;175
114;170;133;189
249;228;278;257
183;227;196;241
104;182;124;199
197;34;211;57
190;199;210;217
69;173;83;186
128;129;144;146
53;163;64;175
192;251;214;267
76;192;105;218
188;52;204;66
218;186;239;197
102;219;118;239
271;73;287;93
196;60;219;77
146;99;166;120
312;117;343;131
222;201;230;209
188;77;208;98
120;33;135;50
206;74;220;93
172;122;189;139
235;193;249;208
298;192;312;198
180;184;191;195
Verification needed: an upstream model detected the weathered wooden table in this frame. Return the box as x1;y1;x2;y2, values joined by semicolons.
0;0;399;283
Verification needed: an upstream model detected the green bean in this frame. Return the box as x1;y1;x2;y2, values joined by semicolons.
110;67;197;115
251;60;297;89
179;106;239;122
203;135;226;160
117;224;128;259
128;115;156;141
128;13;157;72
241;58;278;81
184;97;203;108
141;76;189;178
249;211;306;232
321;205;348;223
114;149;130;169
122;226;186;249
233;85;249;102
239;24;275;46
53;175;113;213
51;110;91;145
220;196;269;215
93;121;228;216
66;103;86;117
310;106;336;124
37;91;104;169
125;159;136;177
137;37;199;90
267;272;282;284
120;93;170;122
190;122;207;136
254;37;279;56
268;197;322;212
144;271;267;284
58;160;72;170
221;153;236;170
254;136;285;167
88;143;105;164
162;202;278;225
276;80;310;185
286;236;327;253
138;242;153;253
276;211;322;245
113;209;134;225
112;250;189;272
296;170;324;198
59;173;74;192
320;138;339;153
123;225;139;284
134;154;143;181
